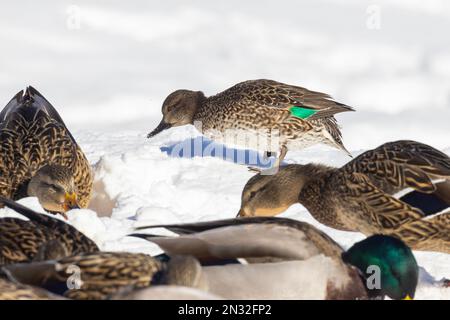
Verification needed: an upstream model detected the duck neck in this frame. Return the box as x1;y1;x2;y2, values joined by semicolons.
191;91;208;122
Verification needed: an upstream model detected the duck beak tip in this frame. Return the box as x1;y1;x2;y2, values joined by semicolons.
147;120;171;139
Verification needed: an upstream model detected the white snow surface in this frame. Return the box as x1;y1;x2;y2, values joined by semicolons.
0;0;449;299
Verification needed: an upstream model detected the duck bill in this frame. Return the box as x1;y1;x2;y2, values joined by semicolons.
147;120;172;138
63;192;80;212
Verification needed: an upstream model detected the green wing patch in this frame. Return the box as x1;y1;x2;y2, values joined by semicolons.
289;106;317;119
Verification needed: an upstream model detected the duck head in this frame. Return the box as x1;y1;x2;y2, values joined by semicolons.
342;235;418;300
27;164;80;217
237;164;330;217
148;90;205;138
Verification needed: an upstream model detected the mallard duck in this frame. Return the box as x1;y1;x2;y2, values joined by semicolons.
0;196;99;266
1;252;199;300
148;79;353;169
0;86;93;216
237;140;450;253
131;217;419;300
0;278;64;300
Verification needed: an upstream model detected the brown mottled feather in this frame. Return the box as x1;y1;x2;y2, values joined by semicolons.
296;141;450;253
0;86;92;207
0;197;99;265
390;212;449;253
195;79;352;152
0;278;63;300
3;252;165;300
342;140;450;194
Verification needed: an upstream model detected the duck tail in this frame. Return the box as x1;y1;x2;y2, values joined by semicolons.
319;117;352;157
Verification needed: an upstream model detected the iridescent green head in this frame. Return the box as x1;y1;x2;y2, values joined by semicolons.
342;235;418;300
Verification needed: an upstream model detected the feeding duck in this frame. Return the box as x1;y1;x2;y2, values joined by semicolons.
237;140;450;254
148;79;353;171
131;217;419;300
0;86;93;217
0;196;99;266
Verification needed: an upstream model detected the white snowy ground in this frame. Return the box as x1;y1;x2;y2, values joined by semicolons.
0;0;449;299
0;127;448;300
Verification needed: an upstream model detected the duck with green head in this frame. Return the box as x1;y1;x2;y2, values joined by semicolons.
131;217;418;300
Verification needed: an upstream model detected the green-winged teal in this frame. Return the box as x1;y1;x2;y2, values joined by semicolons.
148;79;353;169
0;87;93;215
0;197;99;266
132;217;419;300
238;140;450;253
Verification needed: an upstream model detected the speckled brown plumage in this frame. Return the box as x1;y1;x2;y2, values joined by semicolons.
302;141;450;234
196;80;352;149
0;197;99;266
239;140;450;253
0;278;63;300
0;86;92;207
149;79;353;167
3;252;166;300
391;212;449;253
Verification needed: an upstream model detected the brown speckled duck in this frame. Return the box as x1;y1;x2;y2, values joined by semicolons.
2;252;199;300
0;86;93;216
148;79;353;170
0;197;99;266
237;140;450;253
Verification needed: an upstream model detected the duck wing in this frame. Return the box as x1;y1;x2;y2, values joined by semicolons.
0;86;72;139
132;217;344;262
0;218;52;265
341;140;450;194
0;197;99;255
2;252;163;300
223;79;354;120
391;211;450;253
0;277;64;300
331;171;427;232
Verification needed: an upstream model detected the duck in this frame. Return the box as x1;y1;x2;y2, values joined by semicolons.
131;217;419;300
1;252;201;300
0;277;64;300
148;79;353;170
0;196;99;266
237;140;450;253
0;86;93;217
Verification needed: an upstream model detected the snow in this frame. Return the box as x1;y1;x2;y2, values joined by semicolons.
0;0;449;299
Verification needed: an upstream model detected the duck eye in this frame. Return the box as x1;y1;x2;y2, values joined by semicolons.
44;182;63;193
249;191;257;200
